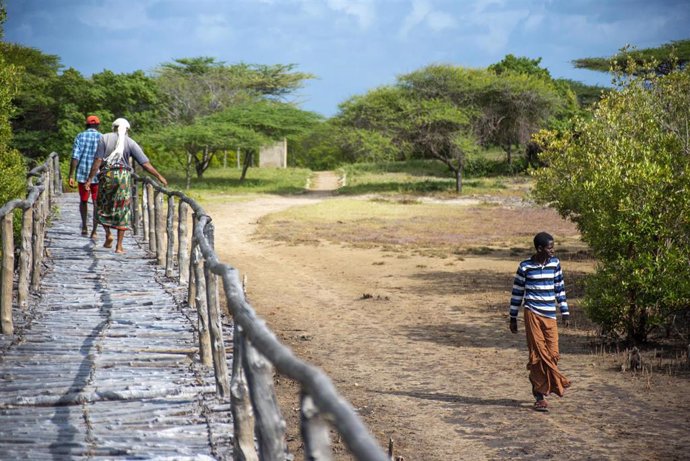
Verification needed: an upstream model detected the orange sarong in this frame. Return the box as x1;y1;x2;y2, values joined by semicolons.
524;309;571;397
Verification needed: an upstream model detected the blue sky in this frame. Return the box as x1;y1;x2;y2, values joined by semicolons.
4;0;689;116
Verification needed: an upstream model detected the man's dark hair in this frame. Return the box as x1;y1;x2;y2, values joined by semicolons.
534;232;553;249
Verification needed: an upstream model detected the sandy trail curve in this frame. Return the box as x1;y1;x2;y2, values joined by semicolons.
204;194;690;461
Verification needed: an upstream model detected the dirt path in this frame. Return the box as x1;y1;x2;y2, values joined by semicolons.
204;194;690;461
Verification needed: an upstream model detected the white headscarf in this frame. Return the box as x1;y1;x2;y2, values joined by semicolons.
104;118;131;166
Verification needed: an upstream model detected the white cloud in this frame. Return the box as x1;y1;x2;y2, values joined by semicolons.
426;10;457;32
78;1;152;31
399;0;457;38
195;14;233;44
325;0;376;29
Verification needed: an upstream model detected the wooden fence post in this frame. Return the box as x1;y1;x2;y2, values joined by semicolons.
30;190;44;291
147;183;156;252
141;184;149;242
177;201;189;286
165;195;175;277
17;206;33;309
131;176;139;237
203;222;230;397
192;230;211;367
187;214;197;308
154;189;165;266
243;339;287;461
1;213;14;335
53;155;61;196
45;168;52;208
301;392;333;461
231;323;259;461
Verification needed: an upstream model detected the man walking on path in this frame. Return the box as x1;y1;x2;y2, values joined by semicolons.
509;231;571;412
68;115;102;238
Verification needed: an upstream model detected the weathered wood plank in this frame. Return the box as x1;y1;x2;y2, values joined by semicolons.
0;193;232;460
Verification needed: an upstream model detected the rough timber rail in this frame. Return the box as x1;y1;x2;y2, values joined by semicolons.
0;153;389;461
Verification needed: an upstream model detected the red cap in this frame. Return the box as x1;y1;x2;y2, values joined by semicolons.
86;115;100;125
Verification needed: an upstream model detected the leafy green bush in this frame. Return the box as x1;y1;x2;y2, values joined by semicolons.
533;62;690;342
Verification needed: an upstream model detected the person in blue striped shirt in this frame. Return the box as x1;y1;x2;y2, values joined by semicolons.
68;115;103;238
509;232;571;412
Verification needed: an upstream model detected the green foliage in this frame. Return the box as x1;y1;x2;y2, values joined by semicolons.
143;99;320;183
532;63;690;342
557;78;609;108
573;39;690;75
336;82;476;192
0;148;26;205
0;3;25;208
488;54;551;80
154;57;315;125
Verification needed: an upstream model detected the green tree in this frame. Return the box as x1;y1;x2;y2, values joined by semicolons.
207;100;321;181
573;39;690;76
400;64;565;165
154;57;314;125
0;1;26;207
532;62;690;343
337;85;475;192
0;42;63;158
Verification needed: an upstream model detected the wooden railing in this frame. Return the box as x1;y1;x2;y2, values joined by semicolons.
133;174;389;461
0;152;388;460
0;152;60;336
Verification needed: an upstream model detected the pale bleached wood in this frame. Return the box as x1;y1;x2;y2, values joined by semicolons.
231;323;259;461
177;201;189;286
146;183;156;252
128;177;389;461
165;195;175;277
187;214;197;308
243;338;287;461
131;170;139;236
192;238;211;367
301;392;333;461
1;213;14;335
30;190;45;291
154;189;165;265
17;206;33;309
204;222;230;398
141;184;149;242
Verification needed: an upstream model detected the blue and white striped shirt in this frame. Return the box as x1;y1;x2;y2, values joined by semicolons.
510;257;568;320
71;128;102;183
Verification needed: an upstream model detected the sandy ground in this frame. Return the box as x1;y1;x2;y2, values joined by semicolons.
203;172;690;461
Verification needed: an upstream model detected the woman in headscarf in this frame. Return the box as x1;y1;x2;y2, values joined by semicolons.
85;118;167;253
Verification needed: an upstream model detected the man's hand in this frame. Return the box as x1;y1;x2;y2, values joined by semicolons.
509;317;518;334
562;316;570;328
84;182;91;192
68;178;76;188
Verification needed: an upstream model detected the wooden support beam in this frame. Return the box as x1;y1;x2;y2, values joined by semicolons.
177;201;189;286
165;195;175;277
17;206;33;309
1;213;14;335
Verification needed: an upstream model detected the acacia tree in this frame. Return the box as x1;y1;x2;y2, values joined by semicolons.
154;57;314;126
337;85;475;192
532;61;690;343
207;100;322;181
400;63;566;165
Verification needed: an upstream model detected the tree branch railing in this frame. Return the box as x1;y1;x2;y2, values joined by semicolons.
133;174;388;461
0;152;60;336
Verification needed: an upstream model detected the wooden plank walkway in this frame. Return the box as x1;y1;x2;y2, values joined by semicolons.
0;193;234;460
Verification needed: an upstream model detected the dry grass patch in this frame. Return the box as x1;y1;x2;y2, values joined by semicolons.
254;196;584;257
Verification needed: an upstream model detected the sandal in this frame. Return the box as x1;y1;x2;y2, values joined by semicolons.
533;400;549;412
81;229;88;236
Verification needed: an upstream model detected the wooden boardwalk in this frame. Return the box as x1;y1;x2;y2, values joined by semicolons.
0;193;233;460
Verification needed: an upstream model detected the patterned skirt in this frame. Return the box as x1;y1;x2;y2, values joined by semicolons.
96;165;132;230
